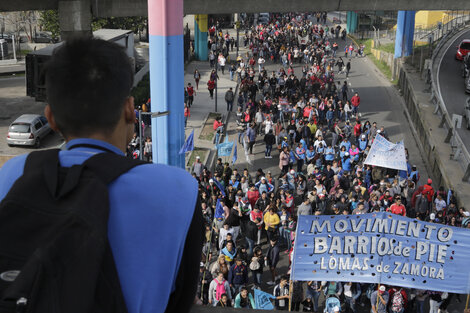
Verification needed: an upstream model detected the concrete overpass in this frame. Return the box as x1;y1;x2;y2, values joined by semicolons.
2;0;470;17
3;0;468;168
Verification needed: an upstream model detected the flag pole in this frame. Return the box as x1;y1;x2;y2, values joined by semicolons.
465;294;469;310
288;280;293;312
376;284;380;312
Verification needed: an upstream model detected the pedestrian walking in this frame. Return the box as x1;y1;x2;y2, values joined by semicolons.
194;69;201;89
184;103;190;127
207;78;216;99
225;87;234;111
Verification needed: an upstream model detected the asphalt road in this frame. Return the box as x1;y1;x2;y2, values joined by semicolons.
437;28;470;146
0;75;64;156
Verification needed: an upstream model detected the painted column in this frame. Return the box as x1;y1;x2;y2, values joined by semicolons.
194;14;208;61
148;0;184;168
394;11;416;58
346;12;358;34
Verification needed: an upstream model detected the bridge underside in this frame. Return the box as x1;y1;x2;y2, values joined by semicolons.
2;0;470;17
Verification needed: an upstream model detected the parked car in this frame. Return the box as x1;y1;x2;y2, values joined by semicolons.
456;39;470;61
6;114;52;148
34;32;58;44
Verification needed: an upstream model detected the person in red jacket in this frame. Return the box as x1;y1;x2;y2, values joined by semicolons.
207;78;216;99
246;184;260;209
387;196;406;216
422;179;435;202
351;92;360;117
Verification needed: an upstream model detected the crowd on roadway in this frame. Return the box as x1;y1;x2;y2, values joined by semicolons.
188;12;468;313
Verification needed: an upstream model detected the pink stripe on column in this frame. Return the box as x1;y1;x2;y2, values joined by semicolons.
148;0;183;36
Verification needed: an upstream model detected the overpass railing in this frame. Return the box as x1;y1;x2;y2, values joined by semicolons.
417;13;470;43
429;19;470;182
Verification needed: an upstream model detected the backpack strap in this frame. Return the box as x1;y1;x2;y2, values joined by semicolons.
83;152;147;185
23;149;147;200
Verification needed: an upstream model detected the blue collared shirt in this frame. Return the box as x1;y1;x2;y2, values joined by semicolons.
0;138;198;313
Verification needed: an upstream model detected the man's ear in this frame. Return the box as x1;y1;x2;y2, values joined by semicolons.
44;104;60;132
124;96;135;124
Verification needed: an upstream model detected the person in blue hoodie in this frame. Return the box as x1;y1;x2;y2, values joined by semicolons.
358;134;368;152
342;152;353;172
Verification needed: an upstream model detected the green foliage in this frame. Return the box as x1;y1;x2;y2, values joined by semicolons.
38;12;147;38
38;10;60;40
130;73;150;106
92;16;147;34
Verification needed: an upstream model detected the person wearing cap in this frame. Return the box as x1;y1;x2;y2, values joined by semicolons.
191;155;204;179
197;262;210;304
255;177;274;194
421;178;434;211
228;258;248;295
371;285;389;313
287;169;297;190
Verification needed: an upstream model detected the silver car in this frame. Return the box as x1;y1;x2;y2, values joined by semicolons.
7;114;52;148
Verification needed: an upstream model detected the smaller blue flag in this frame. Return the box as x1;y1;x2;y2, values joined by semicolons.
254;288;276;310
214;178;226;197
179;129;194;154
447;189;452;206
232;144;237;165
216;141;234;157
214;198;225;219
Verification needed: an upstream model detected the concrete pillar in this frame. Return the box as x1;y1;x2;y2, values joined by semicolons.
148;0;185;168
346;11;358;34
394;11;416;58
58;0;92;41
194;14;208;61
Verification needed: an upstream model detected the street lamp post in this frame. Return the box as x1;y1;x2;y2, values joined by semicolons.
215;57;218;112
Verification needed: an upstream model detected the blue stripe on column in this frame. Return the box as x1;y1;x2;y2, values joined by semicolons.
149;34;185;168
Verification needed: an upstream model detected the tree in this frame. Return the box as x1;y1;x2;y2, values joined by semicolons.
38;10;60;40
38;11;147;41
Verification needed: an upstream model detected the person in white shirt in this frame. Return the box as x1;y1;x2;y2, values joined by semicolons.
314;135;326;149
258;56;265;72
218;53;226;74
434;194;447;212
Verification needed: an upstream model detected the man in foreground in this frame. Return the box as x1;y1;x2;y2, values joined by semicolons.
0;37;203;313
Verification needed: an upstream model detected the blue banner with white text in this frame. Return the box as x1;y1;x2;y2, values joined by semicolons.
291;213;470;293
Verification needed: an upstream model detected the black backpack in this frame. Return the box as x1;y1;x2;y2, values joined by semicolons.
0;149;145;313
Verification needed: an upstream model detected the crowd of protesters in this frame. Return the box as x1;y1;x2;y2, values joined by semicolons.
187;12;468;313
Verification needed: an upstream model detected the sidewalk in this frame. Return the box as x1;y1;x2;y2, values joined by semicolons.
184;29;244;169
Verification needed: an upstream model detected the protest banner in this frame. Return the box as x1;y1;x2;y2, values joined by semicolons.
364;134;407;171
291;213;470;293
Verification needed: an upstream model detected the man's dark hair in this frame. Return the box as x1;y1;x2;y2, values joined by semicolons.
45;37;134;137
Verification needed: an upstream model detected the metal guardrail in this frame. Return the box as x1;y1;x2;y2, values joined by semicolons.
429;19;470;182
417;14;470;41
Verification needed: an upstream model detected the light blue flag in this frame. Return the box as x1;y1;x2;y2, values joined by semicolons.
232;144;237;165
216;141;234;157
179;129;194;154
254;288;276;310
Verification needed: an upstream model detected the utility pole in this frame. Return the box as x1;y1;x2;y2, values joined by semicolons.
215;60;218;112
